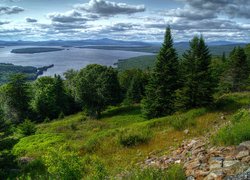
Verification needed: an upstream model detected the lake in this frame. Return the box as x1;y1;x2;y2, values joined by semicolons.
0;46;152;76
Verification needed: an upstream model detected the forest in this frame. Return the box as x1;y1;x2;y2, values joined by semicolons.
0;27;250;179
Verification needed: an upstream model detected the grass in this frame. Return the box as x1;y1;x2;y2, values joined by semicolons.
12;92;250;178
213;109;250;145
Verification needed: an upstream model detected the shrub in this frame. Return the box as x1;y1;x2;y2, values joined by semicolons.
170;108;207;130
43;146;83;180
82;155;108;180
118;127;152;147
213;109;250;145
12;134;64;156
19;119;36;136
127;164;185;180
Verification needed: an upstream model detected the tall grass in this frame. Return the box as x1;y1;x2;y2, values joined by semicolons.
213;109;250;145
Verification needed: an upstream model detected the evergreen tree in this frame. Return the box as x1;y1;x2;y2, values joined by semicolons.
3;74;30;123
229;47;249;91
175;36;213;109
142;27;179;119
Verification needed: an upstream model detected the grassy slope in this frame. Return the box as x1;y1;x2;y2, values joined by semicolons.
13;92;250;177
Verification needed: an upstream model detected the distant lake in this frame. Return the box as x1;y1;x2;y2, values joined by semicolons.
0;46;152;76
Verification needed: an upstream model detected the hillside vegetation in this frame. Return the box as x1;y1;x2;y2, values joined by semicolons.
0;27;250;179
10;92;250;178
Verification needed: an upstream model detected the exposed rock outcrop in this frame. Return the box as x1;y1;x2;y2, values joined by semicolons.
144;139;250;179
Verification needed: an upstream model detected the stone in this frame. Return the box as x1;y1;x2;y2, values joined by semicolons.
175;159;181;164
236;150;249;159
241;156;250;163
205;171;225;180
186;176;195;180
209;157;224;170
19;157;34;164
184;159;200;169
184;129;189;134
223;160;240;168
239;141;250;150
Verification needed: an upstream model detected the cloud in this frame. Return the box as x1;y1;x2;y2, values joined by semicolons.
26;18;38;23
47;10;91;23
74;0;145;16
0;6;24;15
0;21;9;25
177;0;250;19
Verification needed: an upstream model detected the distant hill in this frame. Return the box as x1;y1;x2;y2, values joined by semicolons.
0;38;150;47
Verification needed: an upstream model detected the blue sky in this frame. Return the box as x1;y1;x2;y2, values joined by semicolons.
0;0;249;42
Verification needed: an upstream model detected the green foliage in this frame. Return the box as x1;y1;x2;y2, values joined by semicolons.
169;108;207;130
119;69;149;104
218;46;250;93
18;119;36;136
12;134;64;156
142;27;179;119
31;75;72;121
82;155;108;180
1;74;30;123
118;127;152;147
175;36;214;110
213;109;250;145
43;146;83;180
73;64;121;118
127;164;185;180
0;63;37;85
117;55;156;71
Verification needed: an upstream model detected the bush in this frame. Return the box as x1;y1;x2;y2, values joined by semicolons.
213;109;250;145
43;146;83;180
19;119;36;136
170;108;207;130
127;164;185;180
12;134;64;156
118;127;152;147
82;155;108;180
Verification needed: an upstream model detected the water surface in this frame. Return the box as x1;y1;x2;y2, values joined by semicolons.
0;46;152;76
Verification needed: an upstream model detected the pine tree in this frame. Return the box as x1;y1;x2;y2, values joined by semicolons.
229;47;249;91
142;27;179;119
175;36;213;109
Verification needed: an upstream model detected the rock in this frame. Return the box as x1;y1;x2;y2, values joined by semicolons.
186;176;195;180
175;159;181;164
19;157;34;165
184;129;189;134
205;171;225;180
184;159;200;170
209;157;224;170
224;168;250;180
238;141;250;150
223;160;240;168
195;170;210;178
241;156;250;163
236;150;249;159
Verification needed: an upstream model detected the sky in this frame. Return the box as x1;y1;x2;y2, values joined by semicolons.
0;0;249;42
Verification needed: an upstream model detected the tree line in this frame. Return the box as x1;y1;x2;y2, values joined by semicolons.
0;27;249;133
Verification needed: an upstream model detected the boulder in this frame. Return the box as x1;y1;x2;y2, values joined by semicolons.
236;150;249;160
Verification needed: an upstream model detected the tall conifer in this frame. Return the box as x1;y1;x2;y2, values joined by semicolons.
142;27;179;119
175;36;213;109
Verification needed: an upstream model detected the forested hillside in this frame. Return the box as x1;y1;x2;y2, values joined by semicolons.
0;28;250;179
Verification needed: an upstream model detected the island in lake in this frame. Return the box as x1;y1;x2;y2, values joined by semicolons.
11;47;64;54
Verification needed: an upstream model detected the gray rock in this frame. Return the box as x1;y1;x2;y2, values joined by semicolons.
236;150;249;159
223;160;240;168
239;141;250;150
186;176;195;180
209;157;224;170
